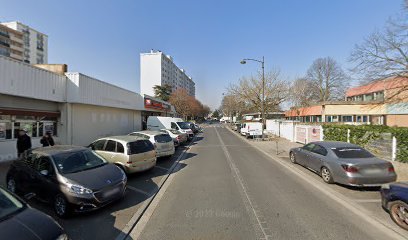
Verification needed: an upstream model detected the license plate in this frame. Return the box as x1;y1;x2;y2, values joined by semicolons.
364;168;383;175
103;188;120;198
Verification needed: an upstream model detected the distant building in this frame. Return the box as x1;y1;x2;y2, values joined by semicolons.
1;21;48;64
140;50;195;97
0;24;24;61
285;76;408;127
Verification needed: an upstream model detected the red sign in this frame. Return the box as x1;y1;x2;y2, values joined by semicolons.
144;98;171;111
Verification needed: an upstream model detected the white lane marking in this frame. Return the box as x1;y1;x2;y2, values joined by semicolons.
153;165;169;171
353;199;382;203
127;186;151;196
223;127;408;239
214;127;269;240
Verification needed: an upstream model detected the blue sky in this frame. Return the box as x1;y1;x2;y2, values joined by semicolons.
1;0;405;109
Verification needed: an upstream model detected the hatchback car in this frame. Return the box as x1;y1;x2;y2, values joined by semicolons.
381;182;408;231
6;146;127;217
129;131;175;158
160;129;188;147
289;141;397;187
89;136;156;174
0;186;67;240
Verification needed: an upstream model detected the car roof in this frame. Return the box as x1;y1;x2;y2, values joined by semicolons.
310;141;360;148
32;145;87;156
132;130;166;136
101;135;146;142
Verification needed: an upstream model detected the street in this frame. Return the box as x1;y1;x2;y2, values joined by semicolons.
130;125;404;240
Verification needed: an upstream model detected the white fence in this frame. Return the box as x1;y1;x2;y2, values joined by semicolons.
266;120;323;144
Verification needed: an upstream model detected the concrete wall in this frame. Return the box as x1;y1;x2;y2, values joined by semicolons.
324;104;386;115
140;53;162;96
69;104;142;146
386;115;408;127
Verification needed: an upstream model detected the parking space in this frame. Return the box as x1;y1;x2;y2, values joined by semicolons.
0;137;201;240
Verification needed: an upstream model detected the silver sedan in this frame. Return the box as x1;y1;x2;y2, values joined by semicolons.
289;141;397;187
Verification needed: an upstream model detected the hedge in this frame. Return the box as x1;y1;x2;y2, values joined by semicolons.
322;124;408;163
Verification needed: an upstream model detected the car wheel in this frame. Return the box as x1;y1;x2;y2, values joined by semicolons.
7;177;18;194
290;152;297;164
389;201;408;231
54;194;70;218
321;167;334;184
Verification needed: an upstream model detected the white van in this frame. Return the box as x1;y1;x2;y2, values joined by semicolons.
147;116;194;139
240;122;263;138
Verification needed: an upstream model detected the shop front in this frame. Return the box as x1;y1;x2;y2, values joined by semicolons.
142;96;175;130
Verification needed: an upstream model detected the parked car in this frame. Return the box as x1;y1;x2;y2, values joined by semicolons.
147;116;194;139
233;123;241;132
6;146;127;217
160;129;188;147
240;122;263;138
129;131;175;158
89;136;157;174
173;122;195;140
381;182;408;231
0;186;67;240
289;141;397;187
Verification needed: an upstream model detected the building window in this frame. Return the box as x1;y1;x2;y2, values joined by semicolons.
342;115;353;122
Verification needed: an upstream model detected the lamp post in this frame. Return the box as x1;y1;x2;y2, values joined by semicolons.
240;56;265;140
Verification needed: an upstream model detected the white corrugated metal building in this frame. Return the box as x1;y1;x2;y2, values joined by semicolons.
0;56;173;161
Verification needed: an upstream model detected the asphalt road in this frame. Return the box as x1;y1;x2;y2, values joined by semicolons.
135;125;400;240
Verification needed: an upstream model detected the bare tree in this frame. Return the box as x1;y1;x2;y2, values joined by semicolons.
228;69;288;115
306;57;349;102
289;77;319;107
349;14;408;102
220;94;241;120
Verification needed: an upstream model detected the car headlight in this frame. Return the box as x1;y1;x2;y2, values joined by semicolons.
56;233;69;240
67;183;93;195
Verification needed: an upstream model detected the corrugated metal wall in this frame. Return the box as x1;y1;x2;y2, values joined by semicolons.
0;56;66;102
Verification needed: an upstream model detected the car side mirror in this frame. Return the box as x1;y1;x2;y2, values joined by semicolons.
40;170;49;176
24;192;36;200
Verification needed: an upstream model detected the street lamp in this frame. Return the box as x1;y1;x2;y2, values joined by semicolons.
240;56;265;140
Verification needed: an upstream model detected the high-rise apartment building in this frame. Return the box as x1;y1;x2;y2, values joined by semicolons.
1;21;48;64
0;24;24;61
140;50;195;97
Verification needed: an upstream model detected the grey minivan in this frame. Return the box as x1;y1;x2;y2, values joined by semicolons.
6;146;127;217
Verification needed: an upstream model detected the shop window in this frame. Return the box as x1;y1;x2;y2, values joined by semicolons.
0;122;12;140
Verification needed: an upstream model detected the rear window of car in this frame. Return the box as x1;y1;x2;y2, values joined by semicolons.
127;140;154;155
154;134;173;143
332;147;374;158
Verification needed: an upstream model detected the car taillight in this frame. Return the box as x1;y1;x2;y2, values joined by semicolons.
388;165;395;172
341;165;359;173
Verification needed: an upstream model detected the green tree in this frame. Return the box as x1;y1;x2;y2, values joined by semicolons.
153;84;172;101
212;110;220;119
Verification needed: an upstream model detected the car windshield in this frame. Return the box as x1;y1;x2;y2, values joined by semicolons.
52;149;107;174
332;147;374;158
155;134;173;143
0;188;25;221
128;140;154;154
177;122;191;130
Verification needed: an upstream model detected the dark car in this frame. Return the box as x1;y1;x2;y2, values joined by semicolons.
6;145;127;217
381;182;408;231
289;141;397;187
0;186;67;240
186;122;199;134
